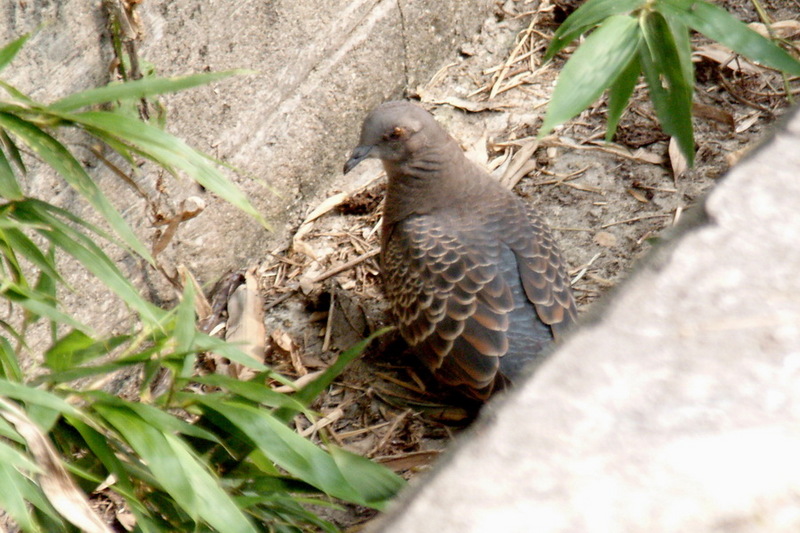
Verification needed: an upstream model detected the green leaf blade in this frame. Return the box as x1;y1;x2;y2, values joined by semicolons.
66;110;268;228
540;14;643;137
199;398;373;506
51;71;250;112
0;146;24;199
14;200;164;325
0;34;30;73
639;9;695;165
606;55;641;142
657;0;800;75
546;0;644;60
96;403;257;533
0;112;155;264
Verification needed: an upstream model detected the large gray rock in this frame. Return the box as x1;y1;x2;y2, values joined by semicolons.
376;109;800;531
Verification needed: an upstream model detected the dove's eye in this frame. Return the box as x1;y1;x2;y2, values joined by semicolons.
385;127;405;141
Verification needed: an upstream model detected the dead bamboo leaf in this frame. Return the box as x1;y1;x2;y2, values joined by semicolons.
224;268;265;380
298;408;344;437
464;130;489;168
439;96;511;113
178;265;213;321
692;102;735;129
693;44;763;74
593;231;618;248
627;188;651;203
152;197;206;257
0;398;114;533
499;139;539;189
748;20;800;40
376;450;441;472
271;329;307;376
571;138;664;164
668;137;688;181
735;112;761;134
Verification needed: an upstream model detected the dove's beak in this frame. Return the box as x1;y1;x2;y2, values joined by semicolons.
343;145;375;174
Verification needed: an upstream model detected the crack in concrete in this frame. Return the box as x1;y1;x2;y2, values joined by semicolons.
396;0;410;92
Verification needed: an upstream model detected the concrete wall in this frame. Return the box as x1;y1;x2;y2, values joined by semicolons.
1;0;490;298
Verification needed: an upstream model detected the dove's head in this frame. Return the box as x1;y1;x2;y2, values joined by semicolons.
343;101;449;174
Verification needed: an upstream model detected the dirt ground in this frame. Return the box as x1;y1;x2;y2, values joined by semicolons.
205;0;799;529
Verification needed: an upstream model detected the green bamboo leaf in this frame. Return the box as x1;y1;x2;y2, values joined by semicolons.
175;281;197;377
199;397;370;506
68;418;163;533
51;71;249;112
540;15;642;137
0;113;155;264
187;373;307;411
0;438;40;473
0;81;35;105
0;146;23;199
0;378;83;418
667;14;694;88
3;282;89;333
44;330;130;372
0;227;24;282
0;335;23;382
0;462;46;532
194;333;287;378
1;128;27;174
1;225;62;282
96;404;257;533
545;0;644;60
0;34;30;73
292;327;392;408
640;10;695;165
27;197;118;243
91;392;220;443
14;200;164;324
31;252;58;340
37;360;140;385
0;412;23;443
606;55;641;141
657;0;800;76
66;417;138;499
66;110;268;228
327;445;404;510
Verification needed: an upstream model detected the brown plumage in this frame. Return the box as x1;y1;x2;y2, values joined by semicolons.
344;101;577;399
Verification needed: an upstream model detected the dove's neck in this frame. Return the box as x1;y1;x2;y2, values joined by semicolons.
382;136;486;226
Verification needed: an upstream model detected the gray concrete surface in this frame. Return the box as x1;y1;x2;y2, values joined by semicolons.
376;109;800;532
1;0;489;286
0;0;489;328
